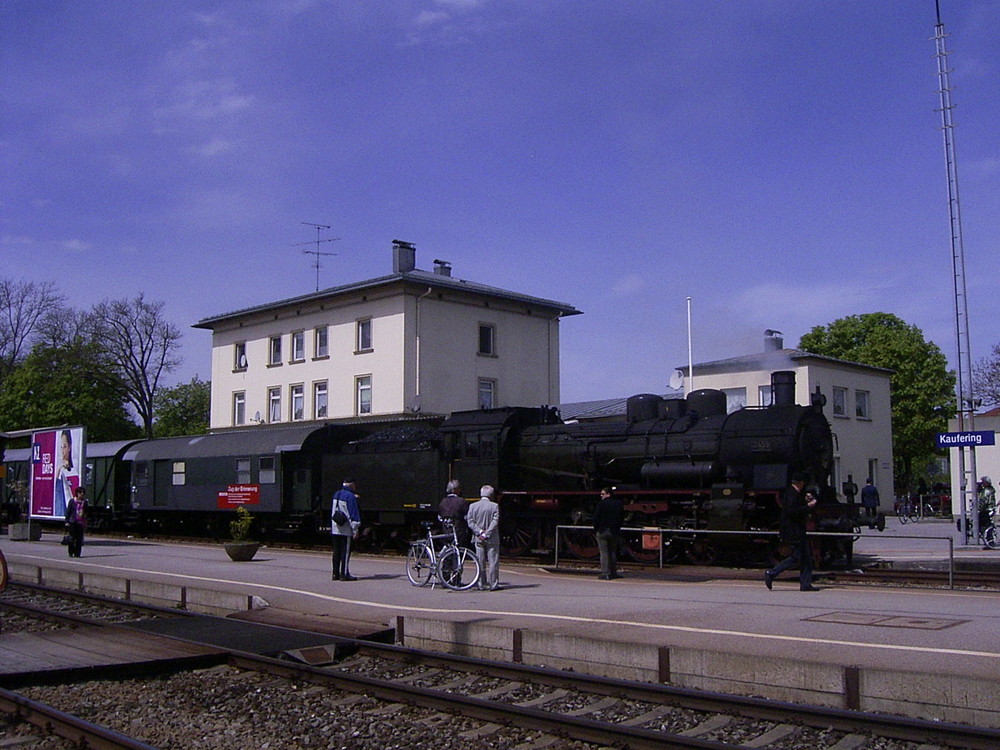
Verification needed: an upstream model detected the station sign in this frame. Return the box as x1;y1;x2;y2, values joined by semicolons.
217;484;260;509
935;430;996;448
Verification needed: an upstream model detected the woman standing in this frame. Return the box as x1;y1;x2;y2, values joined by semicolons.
65;486;87;558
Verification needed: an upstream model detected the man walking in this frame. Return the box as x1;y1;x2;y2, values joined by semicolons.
593;487;623;580
860;478;880;519
765;473;819;592
467;485;501;590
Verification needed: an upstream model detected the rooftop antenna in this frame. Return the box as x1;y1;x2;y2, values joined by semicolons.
932;0;977;541
293;222;340;291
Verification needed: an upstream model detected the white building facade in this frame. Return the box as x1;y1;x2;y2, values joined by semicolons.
195;241;580;430
946;409;1000;517
682;335;894;501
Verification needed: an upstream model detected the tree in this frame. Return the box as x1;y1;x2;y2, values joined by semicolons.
154;376;211;437
798;313;955;490
0;342;141;442
0;278;64;385
973;342;1000;409
88;294;182;439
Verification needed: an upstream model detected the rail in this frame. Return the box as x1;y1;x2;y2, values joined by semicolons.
553;525;957;588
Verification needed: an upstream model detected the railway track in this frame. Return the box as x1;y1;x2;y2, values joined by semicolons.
829;567;1000;589
2;585;998;749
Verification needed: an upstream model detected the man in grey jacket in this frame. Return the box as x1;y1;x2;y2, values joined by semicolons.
466;485;501;590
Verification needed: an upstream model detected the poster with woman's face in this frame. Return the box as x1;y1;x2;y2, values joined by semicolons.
30;426;86;519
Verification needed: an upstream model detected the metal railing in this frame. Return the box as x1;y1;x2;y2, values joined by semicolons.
553;525;957;588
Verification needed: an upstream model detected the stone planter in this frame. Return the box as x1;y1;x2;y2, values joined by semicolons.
224;541;260;562
10;522;41;541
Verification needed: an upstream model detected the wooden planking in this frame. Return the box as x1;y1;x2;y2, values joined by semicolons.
0;625;221;675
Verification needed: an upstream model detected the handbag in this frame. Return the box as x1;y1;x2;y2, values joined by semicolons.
332;499;348;526
61;534;71;545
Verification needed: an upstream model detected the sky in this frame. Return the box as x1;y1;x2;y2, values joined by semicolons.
2;0;998;405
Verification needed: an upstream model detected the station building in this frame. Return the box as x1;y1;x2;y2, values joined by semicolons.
194;241;581;430
947;407;1000;516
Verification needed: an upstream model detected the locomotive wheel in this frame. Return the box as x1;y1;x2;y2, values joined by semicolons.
563;528;600;559
623;532;682;564
501;525;533;557
685;538;717;565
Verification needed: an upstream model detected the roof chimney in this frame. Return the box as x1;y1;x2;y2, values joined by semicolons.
433;258;452;277
764;329;784;351
392;240;416;274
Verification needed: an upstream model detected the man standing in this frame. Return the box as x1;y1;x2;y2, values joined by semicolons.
860;478;880;519
765;473;819;592
467;485;501;590
438;479;471;548
331;478;360;581
592;487;624;580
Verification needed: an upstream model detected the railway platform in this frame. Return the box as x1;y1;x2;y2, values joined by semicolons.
2;516;999;728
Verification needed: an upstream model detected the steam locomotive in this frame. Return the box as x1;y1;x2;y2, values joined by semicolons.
1;371;876;566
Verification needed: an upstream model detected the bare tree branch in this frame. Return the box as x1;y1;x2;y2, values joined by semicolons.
0;278;65;382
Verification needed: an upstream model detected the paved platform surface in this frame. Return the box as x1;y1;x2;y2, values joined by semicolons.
2;517;998;683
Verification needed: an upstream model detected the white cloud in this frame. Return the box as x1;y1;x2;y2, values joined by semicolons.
191;138;237;157
610;274;645;297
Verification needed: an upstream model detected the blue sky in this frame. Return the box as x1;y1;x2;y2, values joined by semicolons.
2;1;998;404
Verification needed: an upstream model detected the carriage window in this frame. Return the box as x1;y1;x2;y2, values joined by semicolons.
832;386;847;417
236;458;251;484
172;461;186;486
259;456;276;484
479;433;497;459
134;462;149;487
464;434;479;458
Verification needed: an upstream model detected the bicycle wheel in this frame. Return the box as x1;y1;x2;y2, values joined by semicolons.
406;543;434;587
984;526;999;550
897;505;910;524
438;546;481;591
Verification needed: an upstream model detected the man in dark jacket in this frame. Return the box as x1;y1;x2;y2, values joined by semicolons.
593;487;624;580
860;478;880;519
764;473;819;591
438;480;471;548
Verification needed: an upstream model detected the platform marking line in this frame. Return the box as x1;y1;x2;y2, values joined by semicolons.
9;555;1000;662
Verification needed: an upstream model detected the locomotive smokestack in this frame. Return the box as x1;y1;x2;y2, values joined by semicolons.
771;370;796;406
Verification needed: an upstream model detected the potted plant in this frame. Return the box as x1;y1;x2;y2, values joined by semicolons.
224;506;260;561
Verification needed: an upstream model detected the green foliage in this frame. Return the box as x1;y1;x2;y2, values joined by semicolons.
154;376;211;438
0;342;142;441
229;505;254;542
798;312;955;490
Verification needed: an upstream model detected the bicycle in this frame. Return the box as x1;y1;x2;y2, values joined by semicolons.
406;519;481;591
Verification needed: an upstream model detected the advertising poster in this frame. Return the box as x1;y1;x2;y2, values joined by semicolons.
30;426;86;520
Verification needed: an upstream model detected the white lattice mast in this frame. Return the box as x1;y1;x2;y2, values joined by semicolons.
932;0;977;540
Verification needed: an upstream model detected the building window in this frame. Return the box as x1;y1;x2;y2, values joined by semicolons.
233;342;247;371
172;461;186;486
268;335;282;366
832;386;847;417
291;331;305;362
233;392;246;426
259;456;276;484
314;326;328;358
236;458;251;484
356;318;372;352
758;385;773;407
268;386;282;423
721;387;747;413
290;384;304;421
356;375;372;415
855;390;871;420
478;323;496;356
314;381;328;419
478;379;495;409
